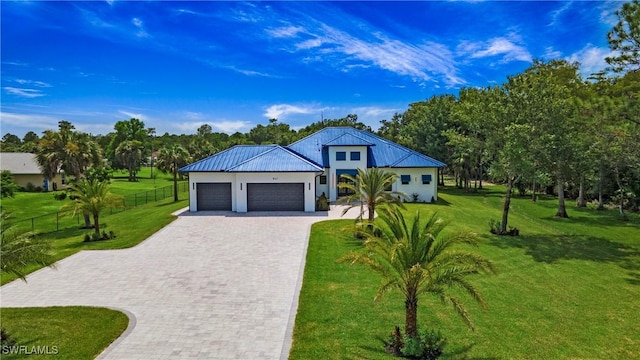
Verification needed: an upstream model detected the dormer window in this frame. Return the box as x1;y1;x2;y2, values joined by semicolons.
350;151;361;161
336;151;346;161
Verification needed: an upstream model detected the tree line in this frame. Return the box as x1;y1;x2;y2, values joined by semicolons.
1;1;638;227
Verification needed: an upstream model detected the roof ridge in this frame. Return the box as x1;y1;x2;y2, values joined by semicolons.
227;145;322;172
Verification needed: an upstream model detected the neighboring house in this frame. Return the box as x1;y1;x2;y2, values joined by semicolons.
0;152;66;192
179;127;446;213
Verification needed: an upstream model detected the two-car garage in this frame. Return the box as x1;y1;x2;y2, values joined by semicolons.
194;180;308;212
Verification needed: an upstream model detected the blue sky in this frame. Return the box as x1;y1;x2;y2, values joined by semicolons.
1;1;623;138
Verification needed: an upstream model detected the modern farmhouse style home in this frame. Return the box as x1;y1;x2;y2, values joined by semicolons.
179;127;445;212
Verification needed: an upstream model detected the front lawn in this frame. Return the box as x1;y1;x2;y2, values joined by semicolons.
0;307;129;360
289;185;640;359
0;197;188;285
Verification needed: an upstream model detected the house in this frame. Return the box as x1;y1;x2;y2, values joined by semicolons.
0;152;66;191
179;127;446;212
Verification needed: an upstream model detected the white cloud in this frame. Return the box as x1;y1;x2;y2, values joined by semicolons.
132;17;149;38
118;110;145;120
543;46;563;59
225;66;272;77
266;25;305;38
0;112;59;132
460;36;532;63
548;1;573;27
351;106;400;118
15;79;51;87
4;87;46;98
566;44;611;77
264;104;319;120
211;121;252;133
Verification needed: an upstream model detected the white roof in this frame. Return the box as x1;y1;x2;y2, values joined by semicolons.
0;152;42;175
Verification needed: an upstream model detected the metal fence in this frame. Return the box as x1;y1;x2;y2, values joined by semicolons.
5;182;189;234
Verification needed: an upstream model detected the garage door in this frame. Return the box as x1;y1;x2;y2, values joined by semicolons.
247;183;304;211
196;183;232;211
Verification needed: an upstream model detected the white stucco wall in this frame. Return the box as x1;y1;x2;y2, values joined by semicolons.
188;171;318;212
389;168;438;203
188;172;237;211
326;146;368;202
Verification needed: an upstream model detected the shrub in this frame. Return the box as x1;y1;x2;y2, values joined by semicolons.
53;192;67;201
411;193;419;202
24;182;36;192
83;233;92;242
385;326;447;359
316;193;329;211
1;327;16;348
401;329;447;360
0;171;20;198
489;219;520;236
83;230;116;242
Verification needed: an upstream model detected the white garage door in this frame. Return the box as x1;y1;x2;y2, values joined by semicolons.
246;183;304;211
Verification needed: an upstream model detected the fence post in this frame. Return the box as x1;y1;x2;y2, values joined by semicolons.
56;212;59;231
32;217;35;231
154;188;157;201
135;193;137;207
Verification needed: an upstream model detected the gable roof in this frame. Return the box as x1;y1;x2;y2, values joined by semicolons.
180;145;322;173
0;152;43;175
180;127;446;173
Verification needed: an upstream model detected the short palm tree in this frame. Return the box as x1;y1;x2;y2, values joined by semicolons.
156;144;191;202
337;167;407;223
0;212;54;282
62;179;123;235
340;207;497;338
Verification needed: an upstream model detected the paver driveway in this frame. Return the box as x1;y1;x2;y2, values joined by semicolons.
0;207;364;359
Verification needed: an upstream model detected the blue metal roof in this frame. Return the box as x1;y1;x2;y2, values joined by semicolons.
181;127;446;173
323;133;374;147
228;146;323;172
289;127;446;168
179;145;323;173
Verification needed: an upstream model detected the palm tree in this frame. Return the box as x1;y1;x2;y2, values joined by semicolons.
340;207;497;338
337;167;407;223
0;212;55;282
62;179;123;235
116;140;143;182
36;121;103;228
156;144;191;202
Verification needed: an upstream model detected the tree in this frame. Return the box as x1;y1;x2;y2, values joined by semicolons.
62;179;123;235
0;212;54;282
197;124;212;137
340;207;496;338
35;121;102;228
116;140;143;181
606;0;640;73
106;118;147;170
337;168;407;223
156;144;191;202
1;171;20;198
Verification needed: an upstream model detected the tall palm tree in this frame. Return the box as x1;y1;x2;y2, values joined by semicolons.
337;167;407;223
156;144;191;202
116;140;143;182
0;212;55;282
340;207;497;338
62;179;123;235
36;121;103;228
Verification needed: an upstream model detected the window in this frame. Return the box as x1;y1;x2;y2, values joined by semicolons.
319;175;327;184
422;174;432;184
336;151;346;161
385;182;392;191
350;151;361;161
401;175;411;185
337;169;358;197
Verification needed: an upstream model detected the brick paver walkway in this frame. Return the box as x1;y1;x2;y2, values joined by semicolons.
0;206;365;359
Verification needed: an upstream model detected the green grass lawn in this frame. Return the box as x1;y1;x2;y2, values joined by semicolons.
0;307;129;359
0;197;188;285
289;185;640;359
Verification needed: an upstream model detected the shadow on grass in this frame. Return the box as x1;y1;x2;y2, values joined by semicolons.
490;234;640;286
489;234;640;265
